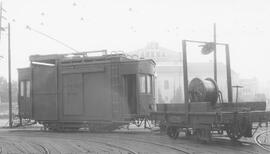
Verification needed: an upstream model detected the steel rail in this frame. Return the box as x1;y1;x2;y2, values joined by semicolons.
0;133;138;154
0;138;50;154
91;140;138;154
254;130;270;152
113;136;192;154
1;132;189;153
5;130;270;154
31;142;51;154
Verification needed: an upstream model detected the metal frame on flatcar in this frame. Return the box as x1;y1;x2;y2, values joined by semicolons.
151;40;270;141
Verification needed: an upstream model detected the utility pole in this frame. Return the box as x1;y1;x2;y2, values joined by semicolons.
8;23;12;128
0;1;12;128
213;23;217;82
0;1;12;127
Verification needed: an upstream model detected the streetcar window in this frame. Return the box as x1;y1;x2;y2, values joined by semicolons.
20;81;24;97
146;75;152;94
26;81;31;98
139;75;146;93
140;74;152;94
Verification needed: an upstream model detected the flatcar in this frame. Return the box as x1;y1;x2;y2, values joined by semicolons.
151;40;270;141
18;50;155;131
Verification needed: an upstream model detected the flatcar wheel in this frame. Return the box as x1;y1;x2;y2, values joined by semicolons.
166;127;171;136
159;123;167;133
217;130;223;135
195;129;202;141
167;126;179;139
195;129;211;142
227;131;241;141
185;129;192;137
89;126;98;132
172;130;179;139
203;129;212;142
226;127;241;141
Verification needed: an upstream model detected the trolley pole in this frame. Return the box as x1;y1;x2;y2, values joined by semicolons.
213;23;217;82
8;23;12;128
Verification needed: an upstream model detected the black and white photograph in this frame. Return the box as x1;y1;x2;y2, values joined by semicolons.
0;0;269;153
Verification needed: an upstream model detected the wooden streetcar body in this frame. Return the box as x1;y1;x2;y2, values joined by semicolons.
18;52;156;131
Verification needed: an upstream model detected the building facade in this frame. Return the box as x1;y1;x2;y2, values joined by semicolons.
129;42;240;104
129;42;183;104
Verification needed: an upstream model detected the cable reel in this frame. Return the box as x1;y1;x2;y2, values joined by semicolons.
188;77;219;105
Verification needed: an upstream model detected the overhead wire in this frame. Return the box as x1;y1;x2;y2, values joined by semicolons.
25;25;80;53
0;1;81;53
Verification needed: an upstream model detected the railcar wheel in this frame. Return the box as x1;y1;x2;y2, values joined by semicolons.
217;130;223;135
159;123;167;133
166;126;179;139
226;130;241;141
226;125;242;141
194;129;202;141
88;125;99;132
185;129;192;137
194;129;212;142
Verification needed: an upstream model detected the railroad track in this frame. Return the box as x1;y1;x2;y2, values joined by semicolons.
0;132;191;154
134;140;191;154
0;133;139;154
86;140;138;154
207;133;270;154
0;138;50;154
32;142;51;154
108;132;270;154
44;135;187;154
2;129;268;154
254;130;270;152
89;135;192;154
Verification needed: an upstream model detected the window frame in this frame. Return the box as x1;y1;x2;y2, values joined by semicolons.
139;74;146;93
139;74;152;94
20;80;31;98
20;81;25;97
146;75;152;94
26;81;31;98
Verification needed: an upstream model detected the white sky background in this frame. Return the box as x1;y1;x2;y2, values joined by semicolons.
0;0;270;85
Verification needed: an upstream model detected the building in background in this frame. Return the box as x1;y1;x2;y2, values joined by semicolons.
237;77;266;102
129;42;182;104
129;42;264;104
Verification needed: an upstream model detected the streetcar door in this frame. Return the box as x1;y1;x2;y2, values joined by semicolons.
124;75;137;114
32;65;57;120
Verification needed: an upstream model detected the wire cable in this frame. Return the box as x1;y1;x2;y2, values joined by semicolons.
26;25;80;53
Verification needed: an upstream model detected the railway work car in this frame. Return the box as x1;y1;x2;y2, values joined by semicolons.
18;50;155;131
151;40;270;142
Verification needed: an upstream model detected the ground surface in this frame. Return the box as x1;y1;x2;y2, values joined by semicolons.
0;127;268;154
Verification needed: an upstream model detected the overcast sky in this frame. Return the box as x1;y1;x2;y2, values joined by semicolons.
0;0;270;84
